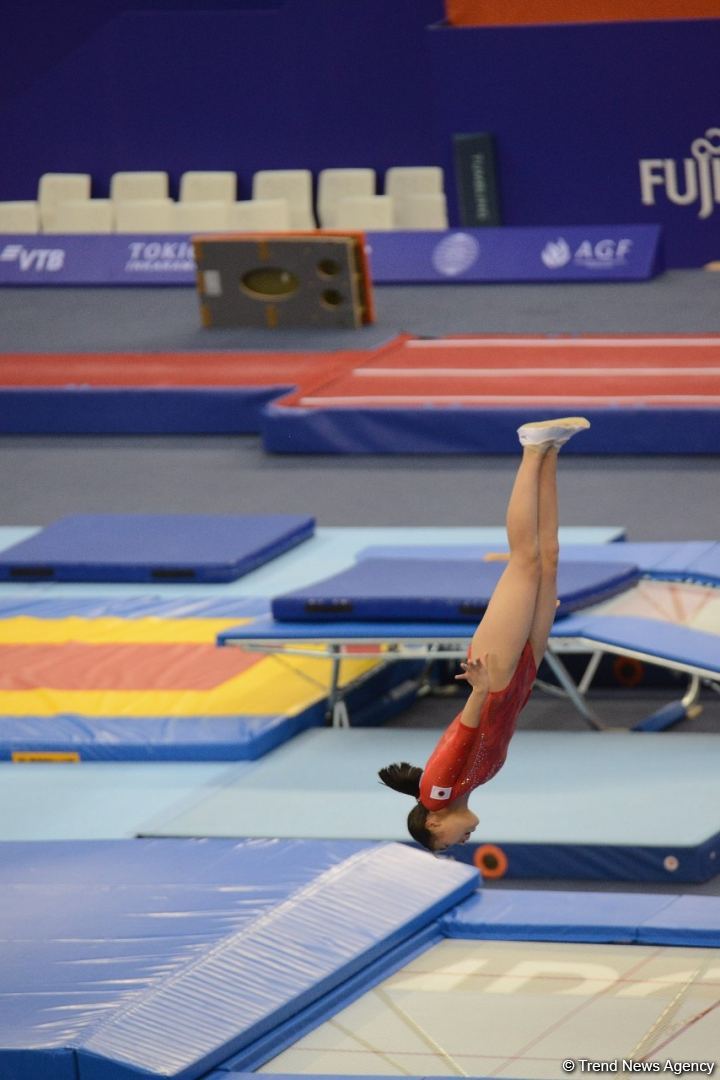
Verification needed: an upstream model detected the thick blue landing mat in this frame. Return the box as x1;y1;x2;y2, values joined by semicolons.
0;514;315;584
271;557;639;622
142;729;720;883
0;838;478;1080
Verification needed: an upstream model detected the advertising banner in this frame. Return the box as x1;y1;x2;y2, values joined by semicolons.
0;226;662;287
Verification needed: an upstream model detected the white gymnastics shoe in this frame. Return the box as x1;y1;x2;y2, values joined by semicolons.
517;417;591;449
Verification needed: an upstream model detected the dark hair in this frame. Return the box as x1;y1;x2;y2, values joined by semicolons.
378;761;434;851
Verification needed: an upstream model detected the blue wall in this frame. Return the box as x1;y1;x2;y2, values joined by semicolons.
0;0;444;201
428;19;720;268
1;1;718;265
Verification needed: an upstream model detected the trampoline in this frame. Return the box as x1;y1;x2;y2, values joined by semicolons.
220;542;720;731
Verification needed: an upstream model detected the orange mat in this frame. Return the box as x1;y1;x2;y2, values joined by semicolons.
446;0;720;25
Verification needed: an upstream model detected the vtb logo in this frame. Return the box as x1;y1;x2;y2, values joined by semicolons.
639;127;720;219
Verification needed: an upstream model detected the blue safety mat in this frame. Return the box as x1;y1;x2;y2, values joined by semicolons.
551;615;720;675
0;514;315;584
271;558;639;622
0;838;477;1080
440;889;720;947
141;728;720;883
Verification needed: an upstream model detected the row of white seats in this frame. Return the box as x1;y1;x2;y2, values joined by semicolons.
0;168;448;233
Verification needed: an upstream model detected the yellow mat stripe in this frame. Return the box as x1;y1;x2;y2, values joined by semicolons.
0;616;251;644
0;654;380;717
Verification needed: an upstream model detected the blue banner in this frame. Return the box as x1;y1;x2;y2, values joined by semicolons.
367;225;662;283
0;225;661;286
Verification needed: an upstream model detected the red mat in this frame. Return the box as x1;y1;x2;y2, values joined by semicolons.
0;643;260;691
5;335;720;410
0;350;360;388
279;335;720;408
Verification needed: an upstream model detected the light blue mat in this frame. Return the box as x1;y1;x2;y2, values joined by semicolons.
0;762;247;840
140;730;720;848
0;526;624;600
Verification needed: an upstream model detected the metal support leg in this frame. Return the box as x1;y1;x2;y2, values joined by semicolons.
326;646;345;727
543;649;605;730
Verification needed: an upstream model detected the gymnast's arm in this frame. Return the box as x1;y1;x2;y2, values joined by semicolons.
418;657;490;809
453;656;490;728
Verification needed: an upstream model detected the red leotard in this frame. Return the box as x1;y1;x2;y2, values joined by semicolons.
419;641;537;811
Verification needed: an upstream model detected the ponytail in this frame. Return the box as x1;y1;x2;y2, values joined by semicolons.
378;761;434;851
378;761;422;797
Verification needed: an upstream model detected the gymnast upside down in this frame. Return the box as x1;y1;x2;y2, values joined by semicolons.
378;417;591;853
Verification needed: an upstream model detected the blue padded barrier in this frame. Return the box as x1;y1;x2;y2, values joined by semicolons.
451;835;720;885
0;514;315;584
271;558;639;622
0;388;286;436
261;403;720;456
441;889;720;948
0;839;478;1080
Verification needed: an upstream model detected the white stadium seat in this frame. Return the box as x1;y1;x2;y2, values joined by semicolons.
384;166;445;201
114;199;174;233
334;194;394;231
0;201;40;233
38;173;91;229
393;191;448;230
227;198;291;231
317;168;376;228
252;170;315;229
110;171;169;202
179;171;237;203
44;199;113;234
173;201;229;232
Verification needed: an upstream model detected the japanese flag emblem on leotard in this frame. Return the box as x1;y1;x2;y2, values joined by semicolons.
430;785;452;801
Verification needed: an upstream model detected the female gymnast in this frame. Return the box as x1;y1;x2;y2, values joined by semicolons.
378;417;590;853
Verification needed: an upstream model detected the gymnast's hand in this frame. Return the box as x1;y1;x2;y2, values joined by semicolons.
455;655;491;695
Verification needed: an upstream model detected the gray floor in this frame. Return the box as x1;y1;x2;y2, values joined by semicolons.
1;271;719;352
2;435;718;538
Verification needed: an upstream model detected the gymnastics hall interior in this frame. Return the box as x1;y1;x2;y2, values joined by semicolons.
3;6;720;1080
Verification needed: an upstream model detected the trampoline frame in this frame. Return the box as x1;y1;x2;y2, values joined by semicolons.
222;629;720;732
